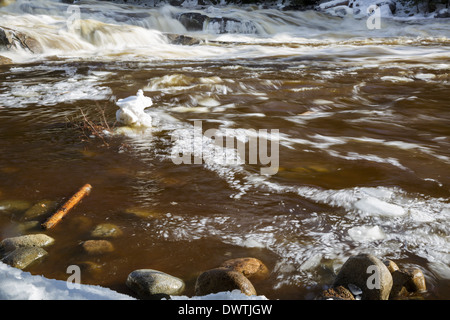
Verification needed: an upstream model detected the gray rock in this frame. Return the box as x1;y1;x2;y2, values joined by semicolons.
91;223;123;238
375;0;397;14
176;12;257;34
333;253;393;300
0;234;55;252
436;8;450;18
177;12;207;31
195;267;257;296
1;247;47;269
126;269;185;299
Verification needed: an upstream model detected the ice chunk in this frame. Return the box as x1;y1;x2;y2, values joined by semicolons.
116;89;153;127
348;225;386;242
354;196;406;217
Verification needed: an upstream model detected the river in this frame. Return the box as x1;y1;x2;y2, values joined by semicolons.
0;0;449;299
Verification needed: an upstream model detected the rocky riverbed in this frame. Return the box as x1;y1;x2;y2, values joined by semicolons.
0;199;428;300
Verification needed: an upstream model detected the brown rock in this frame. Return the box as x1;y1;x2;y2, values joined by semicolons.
403;268;426;292
383;259;400;273
390;268;426;298
220;257;269;280
78;261;103;274
0;27;43;53
319;285;355;300
81;240;114;255
195;268;257;296
333;253;393;300
0;55;12;65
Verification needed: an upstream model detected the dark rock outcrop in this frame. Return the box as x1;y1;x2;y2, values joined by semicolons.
0;26;43;53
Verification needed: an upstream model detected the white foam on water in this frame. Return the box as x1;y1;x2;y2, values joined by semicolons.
0;74;112;107
381;76;414;83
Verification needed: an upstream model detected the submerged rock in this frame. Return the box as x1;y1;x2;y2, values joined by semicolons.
0;200;32;214
195;267;257;296
15;220;41;234
126;269;185;299
23;200;59;220
91;223;123;238
124;207;162;219
0;234;55;252
333;253;393;300
78;261;103;274
220;257;269;280
1;247;47;269
81;240;114;255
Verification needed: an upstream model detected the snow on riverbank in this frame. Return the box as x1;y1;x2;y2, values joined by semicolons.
0;261;134;300
0;262;267;300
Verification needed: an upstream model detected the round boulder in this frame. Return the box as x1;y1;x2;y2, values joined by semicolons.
126;269;185;299
195;267;257;296
333;253;393;300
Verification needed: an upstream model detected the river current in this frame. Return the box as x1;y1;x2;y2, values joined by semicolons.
0;0;449;299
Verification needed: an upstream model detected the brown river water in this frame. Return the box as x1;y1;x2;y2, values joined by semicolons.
0;0;449;300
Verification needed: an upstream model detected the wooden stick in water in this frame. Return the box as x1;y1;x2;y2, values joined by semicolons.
41;183;92;230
